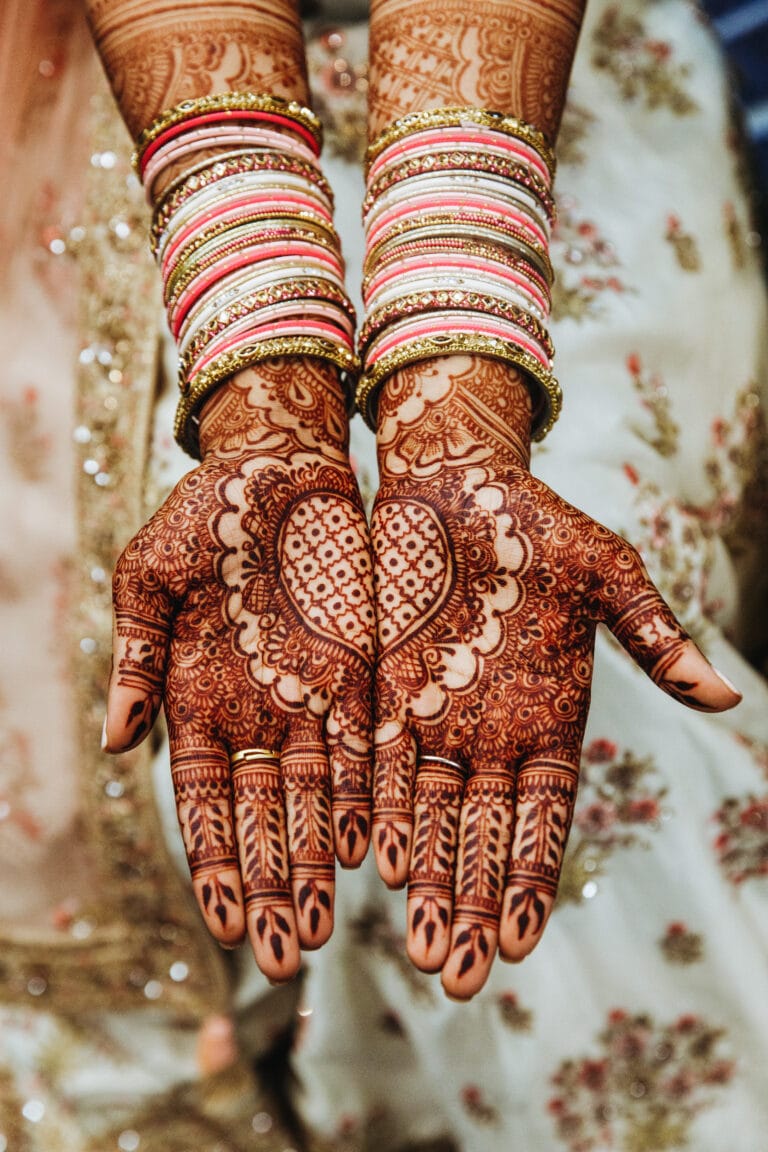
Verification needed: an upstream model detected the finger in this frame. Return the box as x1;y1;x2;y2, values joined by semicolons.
107;535;174;752
327;705;373;868
170;744;246;948
499;757;579;962
282;719;335;950
406;755;464;973
597;541;741;712
232;749;300;983
441;762;516;1000
372;723;418;887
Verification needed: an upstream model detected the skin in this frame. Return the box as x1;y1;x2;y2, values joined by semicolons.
107;364;374;981
86;0;374;981
367;0;739;998
370;360;739;998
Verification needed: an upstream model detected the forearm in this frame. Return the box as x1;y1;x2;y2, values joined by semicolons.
368;0;586;143
85;0;309;138
361;0;587;448
85;1;356;460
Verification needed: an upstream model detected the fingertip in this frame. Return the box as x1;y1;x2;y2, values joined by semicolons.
372;817;411;887
659;642;742;713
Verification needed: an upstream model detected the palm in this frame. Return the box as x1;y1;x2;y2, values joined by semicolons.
371;361;735;998
110;447;375;980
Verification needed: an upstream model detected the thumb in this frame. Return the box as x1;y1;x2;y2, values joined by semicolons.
105;530;175;752
597;539;741;713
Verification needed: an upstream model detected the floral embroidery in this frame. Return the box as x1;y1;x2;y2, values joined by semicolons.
548;1010;735;1151
460;1084;499;1125
713;795;768;884
551;197;631;322
556;103;596;168
348;903;436;1002
557;739;667;905
658;922;705;965
664;215;700;272
591;7;698;115
497;990;534;1031
625;353;680;458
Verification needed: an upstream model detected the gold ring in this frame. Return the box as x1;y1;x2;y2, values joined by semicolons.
230;747;281;767
419;754;464;772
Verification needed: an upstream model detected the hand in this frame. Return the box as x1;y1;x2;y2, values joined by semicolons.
104;361;375;981
371;356;739;999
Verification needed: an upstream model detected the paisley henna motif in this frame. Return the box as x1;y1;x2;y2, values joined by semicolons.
107;364;375;980
371;357;740;997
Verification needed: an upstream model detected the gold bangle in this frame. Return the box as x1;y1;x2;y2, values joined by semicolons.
365;107;556;181
180;281;358;373
356;334;561;442
364;216;554;286
175;338;359;459
359;293;554;359
165;217;341;305
135;92;323;169
230;747;281;766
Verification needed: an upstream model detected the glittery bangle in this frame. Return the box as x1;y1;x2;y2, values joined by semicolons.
180;279;358;370
365;215;554;285
365;107;556;181
152;153;334;251
175;338;359;458
359;291;554;357
135;92;323;169
364;152;556;222
355;334;560;441
166;225;342;308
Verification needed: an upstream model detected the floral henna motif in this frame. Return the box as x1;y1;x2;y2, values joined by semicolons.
107;365;375;978
86;0;311;139
368;0;586;142
371;357;738;996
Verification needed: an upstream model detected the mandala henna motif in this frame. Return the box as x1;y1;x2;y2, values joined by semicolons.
371;357;729;996
108;365;375;977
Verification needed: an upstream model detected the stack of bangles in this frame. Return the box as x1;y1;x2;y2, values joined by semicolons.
134;92;359;458
355;107;562;440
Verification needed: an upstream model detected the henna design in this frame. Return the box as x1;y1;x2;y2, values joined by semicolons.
372;357;736;995
108;364;375;977
86;0;310;138
368;0;586;142
500;760;578;957
407;759;464;967
232;758;298;977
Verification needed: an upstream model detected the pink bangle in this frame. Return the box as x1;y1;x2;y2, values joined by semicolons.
139;108;321;176
143;128;318;201
188;317;356;378
367;129;552;188
171;248;346;338
366;313;550;368
366;197;549;252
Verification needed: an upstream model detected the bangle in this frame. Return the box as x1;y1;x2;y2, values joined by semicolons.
365;107;555;181
135;92;323;169
175;338;358;458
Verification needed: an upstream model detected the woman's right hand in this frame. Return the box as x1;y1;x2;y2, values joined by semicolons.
105;360;376;982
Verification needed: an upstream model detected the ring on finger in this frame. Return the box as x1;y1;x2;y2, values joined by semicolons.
419;753;464;773
230;747;281;767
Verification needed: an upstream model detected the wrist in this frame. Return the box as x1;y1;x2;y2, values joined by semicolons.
375;355;533;475
198;359;350;460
